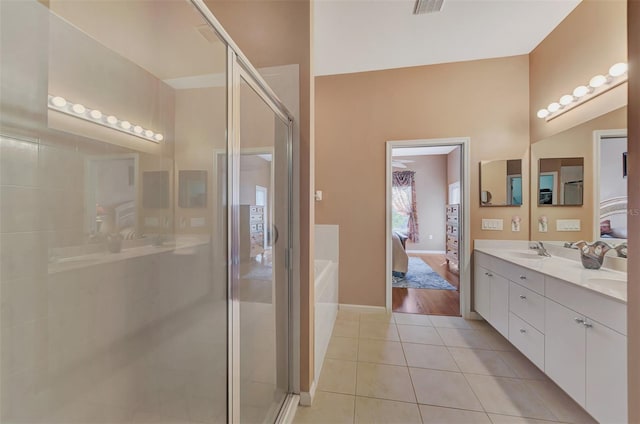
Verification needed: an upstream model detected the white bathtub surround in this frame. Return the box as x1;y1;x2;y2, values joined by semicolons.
310;224;339;405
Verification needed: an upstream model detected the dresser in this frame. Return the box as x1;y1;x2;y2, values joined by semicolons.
240;205;265;261
445;204;459;269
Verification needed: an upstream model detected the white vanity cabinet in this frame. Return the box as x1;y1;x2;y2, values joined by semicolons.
474;253;509;338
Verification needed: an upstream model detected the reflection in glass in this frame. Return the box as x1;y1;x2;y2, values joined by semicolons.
179;170;208;208
479;159;523;206
538;157;584;206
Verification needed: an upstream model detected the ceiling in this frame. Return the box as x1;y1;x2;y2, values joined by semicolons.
314;0;580;76
392;146;457;156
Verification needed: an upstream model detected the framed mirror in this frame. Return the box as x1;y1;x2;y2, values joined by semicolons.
179;170;208;208
538;158;584;206
479;159;523;206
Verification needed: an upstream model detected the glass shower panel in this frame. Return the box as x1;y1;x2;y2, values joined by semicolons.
237;76;290;423
0;1;228;422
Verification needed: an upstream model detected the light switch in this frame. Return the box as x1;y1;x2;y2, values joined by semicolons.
482;219;504;231
557;219;581;231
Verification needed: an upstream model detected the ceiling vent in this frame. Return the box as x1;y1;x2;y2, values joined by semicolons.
413;0;444;15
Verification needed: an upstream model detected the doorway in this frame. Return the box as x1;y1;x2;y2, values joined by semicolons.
386;139;470;317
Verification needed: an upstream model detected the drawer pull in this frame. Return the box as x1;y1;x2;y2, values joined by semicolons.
519;275;526;280
519;328;526;334
485;272;493;277
574;317;585;324
583;322;593;329
519;295;527;300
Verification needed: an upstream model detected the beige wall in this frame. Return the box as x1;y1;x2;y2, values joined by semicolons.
530;0;627;143
204;0;316;392
447;147;461;191
315;55;531;307
627;1;639;421
480;160;508;206
530;107;626;241
398;155;447;252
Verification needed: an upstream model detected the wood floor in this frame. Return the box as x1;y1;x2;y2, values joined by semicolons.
392;253;460;316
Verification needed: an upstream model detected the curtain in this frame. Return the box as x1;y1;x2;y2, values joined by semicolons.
392;170;419;242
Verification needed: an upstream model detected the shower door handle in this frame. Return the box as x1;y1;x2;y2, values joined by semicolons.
272;225;279;245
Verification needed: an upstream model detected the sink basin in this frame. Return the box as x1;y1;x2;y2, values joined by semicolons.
586;277;626;286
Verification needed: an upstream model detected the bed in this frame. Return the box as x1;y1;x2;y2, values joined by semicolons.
392;232;409;276
600;196;627;239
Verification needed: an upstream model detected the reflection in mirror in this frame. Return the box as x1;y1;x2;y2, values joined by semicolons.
538;158;583;206
479;159;523;206
179;170;207;208
142;170;169;208
597;133;628;240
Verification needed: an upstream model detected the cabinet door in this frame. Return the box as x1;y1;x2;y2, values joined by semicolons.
474;265;491;319
489;274;509;337
586;320;627;424
544;299;586;407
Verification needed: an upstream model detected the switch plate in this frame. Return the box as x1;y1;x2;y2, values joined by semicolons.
482;219;504;231
557;219;581;231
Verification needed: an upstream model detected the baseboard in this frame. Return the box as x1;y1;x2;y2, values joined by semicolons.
406;249;446;254
276;394;301;423
299;381;317;406
339;303;387;313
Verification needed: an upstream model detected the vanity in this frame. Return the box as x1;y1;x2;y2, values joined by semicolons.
474;240;627;424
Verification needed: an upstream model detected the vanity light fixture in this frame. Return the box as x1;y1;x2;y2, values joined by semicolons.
47;95;164;143
536;62;628;122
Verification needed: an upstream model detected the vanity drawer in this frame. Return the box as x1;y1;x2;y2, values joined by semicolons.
496;259;545;295
509;282;545;333
509;312;545;371
475;251;494;269
545;276;626;335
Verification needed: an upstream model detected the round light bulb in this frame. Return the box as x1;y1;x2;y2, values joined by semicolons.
133;125;143;134
547;102;561;113
72;103;86;114
106;115;118;125
537;109;550;119
144;130;154;138
589;74;607;88
154;133;164;142
573;85;589;98
89;109;102;120
51;96;67;107
120;120;131;130
609;62;628;77
559;94;574;106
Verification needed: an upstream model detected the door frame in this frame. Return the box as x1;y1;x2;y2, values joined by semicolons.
385;138;473;318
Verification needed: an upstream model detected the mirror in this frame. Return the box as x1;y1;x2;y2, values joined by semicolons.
179;170;208;208
479;159;523;206
538;157;584;206
530;106;627;243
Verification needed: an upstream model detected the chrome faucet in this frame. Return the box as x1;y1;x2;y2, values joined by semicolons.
530;241;552;257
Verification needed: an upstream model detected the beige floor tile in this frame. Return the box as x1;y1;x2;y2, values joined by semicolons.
466;319;492;330
337;310;361;322
449;347;518;378
359;321;400;341
358;339;406;366
294;391;355;424
487;413;569;424
317;359;358;395
409;368;483;412
356;362;416;403
523;379;596;424
436;328;494;349
326;337;359;361
428;315;473;329
393;313;433;327
360;311;395;323
464;374;556;421
333;319;360;338
420;405;492;424
355;396;421;424
481;330;517;352
402;343;459;372
397;325;443;345
495;351;546;381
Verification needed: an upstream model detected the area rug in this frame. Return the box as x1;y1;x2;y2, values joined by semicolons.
392;257;456;290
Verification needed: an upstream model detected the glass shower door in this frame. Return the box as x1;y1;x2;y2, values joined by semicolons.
231;67;291;423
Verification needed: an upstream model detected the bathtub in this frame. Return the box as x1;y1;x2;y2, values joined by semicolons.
314;258;338;380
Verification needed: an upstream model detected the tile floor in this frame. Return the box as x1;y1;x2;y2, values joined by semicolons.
294;311;597;424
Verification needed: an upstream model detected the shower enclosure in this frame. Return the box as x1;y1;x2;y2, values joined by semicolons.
0;1;295;423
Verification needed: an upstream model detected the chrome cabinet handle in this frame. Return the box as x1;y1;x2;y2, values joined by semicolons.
583;322;593;329
519;295;526;300
574;317;585;324
519;329;526;334
486;272;493;277
519;275;526;280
